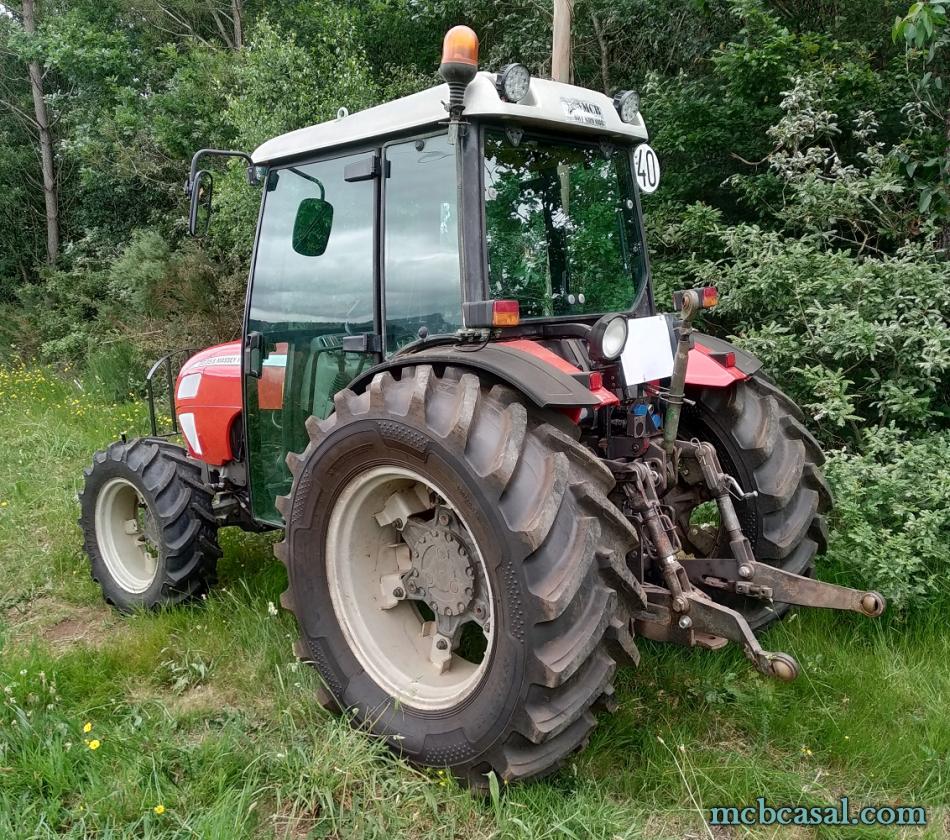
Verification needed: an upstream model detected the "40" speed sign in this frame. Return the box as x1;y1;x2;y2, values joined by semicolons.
633;144;660;194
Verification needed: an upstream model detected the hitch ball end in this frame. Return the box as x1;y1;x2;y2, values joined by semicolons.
769;653;799;682
860;592;886;617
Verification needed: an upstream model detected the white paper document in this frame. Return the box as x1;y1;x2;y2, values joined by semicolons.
620;315;675;386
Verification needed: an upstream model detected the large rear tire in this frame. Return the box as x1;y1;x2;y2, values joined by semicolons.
276;366;640;786
678;374;832;630
80;438;221;612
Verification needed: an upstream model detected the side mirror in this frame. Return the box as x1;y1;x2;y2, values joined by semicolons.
292;197;334;256
188;170;213;236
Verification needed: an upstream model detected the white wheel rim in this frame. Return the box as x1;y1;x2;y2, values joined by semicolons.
325;466;495;711
94;477;160;594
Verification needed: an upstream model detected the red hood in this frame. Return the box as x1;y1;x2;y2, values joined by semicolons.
175;340;243;466
179;340;242;376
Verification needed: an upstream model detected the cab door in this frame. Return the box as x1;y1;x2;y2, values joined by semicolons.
244;151;378;525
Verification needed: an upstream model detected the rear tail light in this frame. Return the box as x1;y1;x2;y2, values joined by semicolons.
701;286;719;308
673;286;719;312
491;300;520;327
462;299;520;329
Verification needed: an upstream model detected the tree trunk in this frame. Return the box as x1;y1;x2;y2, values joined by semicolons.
590;11;610;94
231;0;243;49
22;0;58;265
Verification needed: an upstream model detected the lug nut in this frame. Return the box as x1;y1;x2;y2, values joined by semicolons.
678;615;692;630
392;587;405;599
407;582;417;593
436;638;448;650
444;606;453;616
439;514;449;525
474;606;485;619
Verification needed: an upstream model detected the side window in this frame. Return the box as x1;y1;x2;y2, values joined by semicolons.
251;159;375;334
384;134;462;353
246;154;376;524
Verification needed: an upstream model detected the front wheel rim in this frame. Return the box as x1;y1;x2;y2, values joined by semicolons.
325;465;495;711
94;477;160;594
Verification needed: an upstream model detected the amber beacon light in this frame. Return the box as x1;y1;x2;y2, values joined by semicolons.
440;26;479;115
441;25;479;68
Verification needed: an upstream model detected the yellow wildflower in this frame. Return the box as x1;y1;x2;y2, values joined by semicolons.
83;722;92;733
153;804;166;815
87;739;101;750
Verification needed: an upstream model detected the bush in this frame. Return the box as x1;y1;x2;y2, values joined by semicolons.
84;337;145;404
699;230;950;442
824;428;950;612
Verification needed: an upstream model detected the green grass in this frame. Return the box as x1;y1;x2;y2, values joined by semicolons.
0;363;947;838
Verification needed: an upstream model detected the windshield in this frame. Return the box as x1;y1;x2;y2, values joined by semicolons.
483;129;648;319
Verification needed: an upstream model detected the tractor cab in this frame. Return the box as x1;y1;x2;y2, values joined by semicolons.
189;33;664;525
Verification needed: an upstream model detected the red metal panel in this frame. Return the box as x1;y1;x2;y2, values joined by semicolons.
686;341;749;388
175;341;242;465
503;339;620;407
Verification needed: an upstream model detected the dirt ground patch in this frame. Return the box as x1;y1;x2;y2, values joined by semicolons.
125;681;240;717
3;595;118;652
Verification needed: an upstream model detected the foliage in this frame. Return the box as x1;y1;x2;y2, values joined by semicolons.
892;0;950;233
698;230;949;438
824;428;950;611
84;337;145;404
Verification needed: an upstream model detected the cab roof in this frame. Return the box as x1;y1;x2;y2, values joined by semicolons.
251;72;649;166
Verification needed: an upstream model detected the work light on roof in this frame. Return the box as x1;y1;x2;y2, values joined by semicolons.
613;90;640;123
495;63;531;103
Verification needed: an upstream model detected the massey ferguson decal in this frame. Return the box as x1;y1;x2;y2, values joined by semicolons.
559;97;606;127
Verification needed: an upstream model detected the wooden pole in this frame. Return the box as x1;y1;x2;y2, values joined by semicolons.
551;0;573;312
552;0;573;83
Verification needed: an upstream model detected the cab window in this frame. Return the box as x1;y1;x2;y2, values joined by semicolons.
384;134;462;353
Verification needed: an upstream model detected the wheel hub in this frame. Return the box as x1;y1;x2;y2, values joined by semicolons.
94;477;159;594
403;509;475;617
324;466;494;710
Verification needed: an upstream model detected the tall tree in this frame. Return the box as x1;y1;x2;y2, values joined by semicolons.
21;0;59;264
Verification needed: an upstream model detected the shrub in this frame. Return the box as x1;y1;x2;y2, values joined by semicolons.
823;428;950;612
698;230;950;443
84;337;145;404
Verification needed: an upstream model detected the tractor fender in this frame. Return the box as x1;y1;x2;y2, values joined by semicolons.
687;333;762;389
348;342;616;410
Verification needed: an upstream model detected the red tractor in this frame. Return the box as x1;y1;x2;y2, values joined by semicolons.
80;27;884;786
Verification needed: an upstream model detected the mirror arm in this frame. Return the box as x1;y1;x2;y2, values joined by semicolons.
186;148;259;193
287;167;326;199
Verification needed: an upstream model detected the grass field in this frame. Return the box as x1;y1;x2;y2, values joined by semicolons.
0;364;947;838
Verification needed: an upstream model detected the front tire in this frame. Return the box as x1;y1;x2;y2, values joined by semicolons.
80;439;221;612
276;367;640;786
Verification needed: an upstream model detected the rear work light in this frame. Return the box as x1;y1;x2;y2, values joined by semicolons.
462;299;520;329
